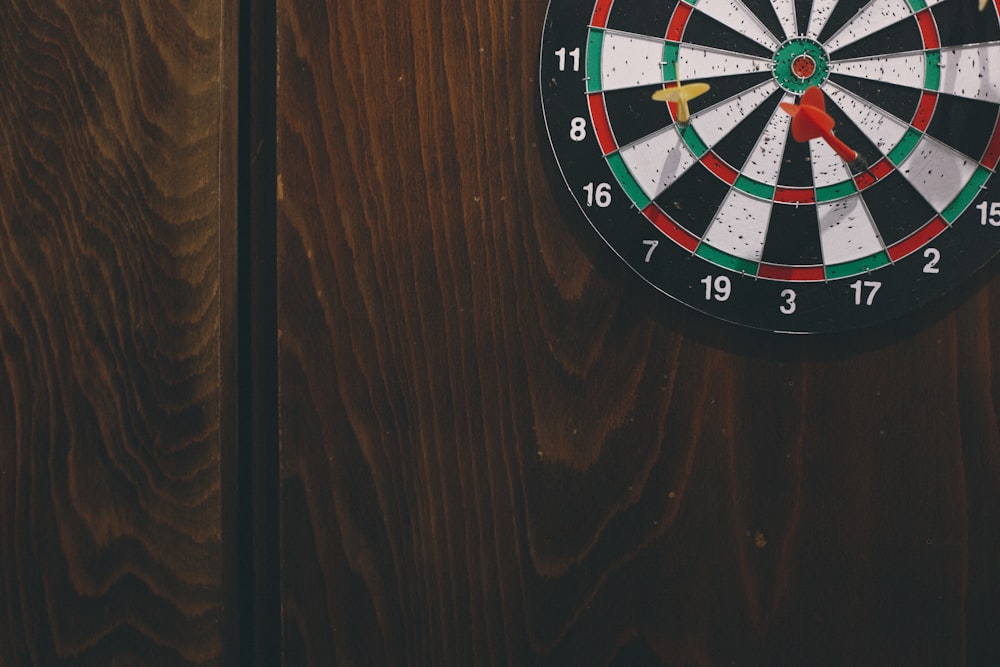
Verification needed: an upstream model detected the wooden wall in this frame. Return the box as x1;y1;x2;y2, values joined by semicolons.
0;1;236;664
1;0;998;665
277;0;1000;665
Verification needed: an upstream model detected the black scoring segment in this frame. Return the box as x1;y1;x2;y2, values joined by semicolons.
681;10;774;58
860;171;938;246
828;76;921;129
740;0;787;42
827;19;923;61
604;85;677;149
817;0;876;44
763;202;824;266
653;162;731;238
777;128;815;189
607;1;678;37
712;87;785;172
931;0;1000;47
926;95;1000;163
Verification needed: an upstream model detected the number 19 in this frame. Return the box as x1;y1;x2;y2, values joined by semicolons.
701;275;731;301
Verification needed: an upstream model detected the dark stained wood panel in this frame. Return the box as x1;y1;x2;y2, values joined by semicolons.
277;0;1000;665
0;1;236;664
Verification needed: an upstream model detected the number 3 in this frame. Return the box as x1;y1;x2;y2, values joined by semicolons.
780;288;796;314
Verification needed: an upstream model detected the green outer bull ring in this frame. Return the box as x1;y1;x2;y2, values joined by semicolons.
773;37;830;94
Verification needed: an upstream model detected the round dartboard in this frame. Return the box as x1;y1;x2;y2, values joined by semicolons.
540;0;1000;333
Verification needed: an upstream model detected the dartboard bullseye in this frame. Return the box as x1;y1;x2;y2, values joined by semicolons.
540;0;1000;332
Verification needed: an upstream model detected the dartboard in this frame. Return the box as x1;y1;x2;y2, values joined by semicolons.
540;0;1000;332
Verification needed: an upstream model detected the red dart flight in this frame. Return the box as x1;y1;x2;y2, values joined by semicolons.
780;86;868;171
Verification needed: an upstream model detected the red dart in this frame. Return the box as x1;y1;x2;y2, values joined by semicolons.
780;86;863;166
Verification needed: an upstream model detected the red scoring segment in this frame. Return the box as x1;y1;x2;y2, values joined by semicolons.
758;263;826;281
643;204;699;252
915;9;940;49
587;93;618;156
774;187;817;204
911;92;937;131
853;158;893;189
700;153;739;185
887;217;948;262
591;0;612;27
666;3;693;41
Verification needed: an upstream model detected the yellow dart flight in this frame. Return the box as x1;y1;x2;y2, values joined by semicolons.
652;83;711;124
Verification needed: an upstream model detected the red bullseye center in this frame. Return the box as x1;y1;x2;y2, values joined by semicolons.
792;54;816;79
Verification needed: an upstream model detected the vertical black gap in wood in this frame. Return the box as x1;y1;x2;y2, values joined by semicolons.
237;0;279;663
220;0;241;663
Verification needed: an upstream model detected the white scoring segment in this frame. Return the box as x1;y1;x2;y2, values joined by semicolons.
824;85;910;156
809;135;854;188
829;53;926;91
938;44;1000;103
817;195;884;265
618;127;700;201
824;0;914;53
769;0;798;40
691;81;779;147
897;136;980;212
702;189;773;261
677;45;772;81
739;96;794;186
599;32;669;91
805;0;837;40
693;0;781;51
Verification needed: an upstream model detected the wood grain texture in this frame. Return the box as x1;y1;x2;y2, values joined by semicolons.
0;1;235;664
277;0;1000;664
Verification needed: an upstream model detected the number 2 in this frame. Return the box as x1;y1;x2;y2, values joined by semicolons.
923;248;940;274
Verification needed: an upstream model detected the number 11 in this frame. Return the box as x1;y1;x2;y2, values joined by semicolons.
554;47;581;72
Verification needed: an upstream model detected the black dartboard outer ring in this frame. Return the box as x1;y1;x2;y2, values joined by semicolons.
540;0;1000;333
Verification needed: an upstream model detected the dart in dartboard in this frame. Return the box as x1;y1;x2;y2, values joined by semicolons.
652;82;711;125
780;86;873;175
